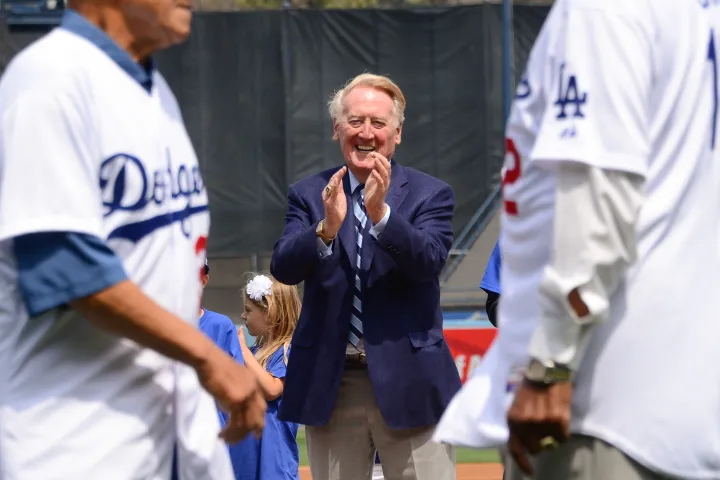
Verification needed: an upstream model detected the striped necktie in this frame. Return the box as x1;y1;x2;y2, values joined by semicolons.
349;185;366;347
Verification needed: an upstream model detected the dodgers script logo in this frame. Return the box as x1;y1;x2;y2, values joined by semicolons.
99;152;208;243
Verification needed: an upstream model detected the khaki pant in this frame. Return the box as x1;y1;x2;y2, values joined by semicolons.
503;435;671;480
306;369;456;480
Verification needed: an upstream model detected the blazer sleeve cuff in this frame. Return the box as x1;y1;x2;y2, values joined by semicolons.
375;209;410;256
273;221;324;273
316;236;334;258
369;205;391;239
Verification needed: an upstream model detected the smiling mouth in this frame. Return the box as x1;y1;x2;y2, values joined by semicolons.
355;145;375;153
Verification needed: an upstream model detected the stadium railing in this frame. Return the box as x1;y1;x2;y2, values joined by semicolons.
439;185;500;287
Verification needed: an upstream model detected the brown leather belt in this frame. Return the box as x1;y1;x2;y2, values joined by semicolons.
344;352;367;369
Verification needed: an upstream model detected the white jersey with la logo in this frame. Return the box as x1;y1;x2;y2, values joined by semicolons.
498;0;720;477
432;6;565;449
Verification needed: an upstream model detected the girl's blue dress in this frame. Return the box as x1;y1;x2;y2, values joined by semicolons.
228;345;300;480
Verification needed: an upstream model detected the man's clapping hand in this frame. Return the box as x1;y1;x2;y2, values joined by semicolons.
321;166;348;240
364;152;391;224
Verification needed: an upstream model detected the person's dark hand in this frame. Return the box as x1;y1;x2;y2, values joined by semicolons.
222;388;267;443
195;348;267;443
506;380;573;475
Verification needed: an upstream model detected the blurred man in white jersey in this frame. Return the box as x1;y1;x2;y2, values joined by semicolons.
435;0;720;478
0;1;265;479
498;0;720;478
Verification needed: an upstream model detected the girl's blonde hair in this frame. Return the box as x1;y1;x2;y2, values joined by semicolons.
242;273;301;369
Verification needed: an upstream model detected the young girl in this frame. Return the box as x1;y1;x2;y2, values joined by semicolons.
230;273;301;480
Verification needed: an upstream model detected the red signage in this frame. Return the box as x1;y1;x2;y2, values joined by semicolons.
443;327;497;383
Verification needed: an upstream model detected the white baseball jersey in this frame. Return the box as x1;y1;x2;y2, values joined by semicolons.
504;0;720;477
437;1;720;476
0;20;232;480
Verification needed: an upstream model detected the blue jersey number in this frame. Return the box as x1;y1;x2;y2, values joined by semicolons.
709;29;718;150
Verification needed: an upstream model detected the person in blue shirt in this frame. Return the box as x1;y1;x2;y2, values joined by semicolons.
198;259;247;417
235;273;302;480
199;260;243;362
173;259;257;480
480;240;501;327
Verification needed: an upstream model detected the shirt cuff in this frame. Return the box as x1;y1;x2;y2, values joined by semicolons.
369;205;391;239
527;287;597;371
316;236;333;259
527;164;643;370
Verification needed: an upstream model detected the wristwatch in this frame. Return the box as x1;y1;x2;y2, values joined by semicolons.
316;219;336;243
524;358;573;385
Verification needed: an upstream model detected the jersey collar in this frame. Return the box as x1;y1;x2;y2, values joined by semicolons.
60;9;154;93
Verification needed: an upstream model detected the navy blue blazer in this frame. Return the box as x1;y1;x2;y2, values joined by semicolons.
271;162;462;430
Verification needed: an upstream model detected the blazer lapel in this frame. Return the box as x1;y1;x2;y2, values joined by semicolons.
362;162;409;274
338;173;356;269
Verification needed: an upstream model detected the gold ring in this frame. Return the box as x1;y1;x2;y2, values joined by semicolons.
325;185;333;197
539;436;559;450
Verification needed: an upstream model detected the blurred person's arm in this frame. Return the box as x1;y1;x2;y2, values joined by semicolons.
72;279;267;442
528;163;644;370
73;280;226;368
480;241;502;327
15;231;231;371
483;290;500;327
524;4;650;372
14;232;265;443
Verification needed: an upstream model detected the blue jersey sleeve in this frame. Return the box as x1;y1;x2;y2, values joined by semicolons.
14;232;128;317
479;240;501;295
267;346;289;380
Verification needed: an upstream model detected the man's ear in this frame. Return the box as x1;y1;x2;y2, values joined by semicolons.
332;120;339;141
395;122;402;145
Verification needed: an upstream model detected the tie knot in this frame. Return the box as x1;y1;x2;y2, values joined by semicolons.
354;184;365;199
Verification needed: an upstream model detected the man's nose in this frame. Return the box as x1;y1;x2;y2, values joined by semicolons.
358;120;373;138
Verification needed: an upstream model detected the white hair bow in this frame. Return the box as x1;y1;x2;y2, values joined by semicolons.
246;275;273;301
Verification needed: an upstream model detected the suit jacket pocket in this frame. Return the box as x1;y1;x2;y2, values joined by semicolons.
408;327;444;349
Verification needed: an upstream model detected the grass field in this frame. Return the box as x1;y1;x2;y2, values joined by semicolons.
296;427;501;466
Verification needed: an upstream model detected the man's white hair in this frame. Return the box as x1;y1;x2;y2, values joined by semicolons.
328;73;406;127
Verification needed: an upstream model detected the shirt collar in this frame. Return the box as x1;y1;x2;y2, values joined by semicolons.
348;169;361;193
60;9;154;93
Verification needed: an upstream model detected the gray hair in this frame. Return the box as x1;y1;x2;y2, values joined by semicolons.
328;73;406;127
